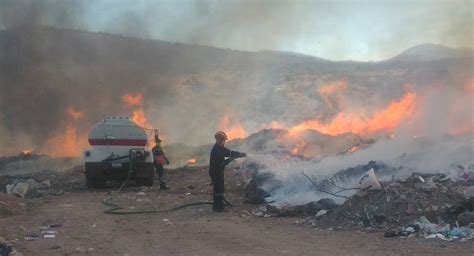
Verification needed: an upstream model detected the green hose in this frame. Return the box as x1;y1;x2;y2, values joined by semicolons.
102;195;213;215
102;149;230;215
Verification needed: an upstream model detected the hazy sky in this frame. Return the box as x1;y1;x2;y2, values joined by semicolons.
1;0;473;61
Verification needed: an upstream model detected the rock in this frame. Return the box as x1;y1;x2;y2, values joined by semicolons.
463;186;474;199
40;180;51;188
316;210;327;217
457;211;474;226
11;183;30;198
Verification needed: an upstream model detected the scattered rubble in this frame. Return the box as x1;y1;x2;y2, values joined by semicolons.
265;198;338;217
245;163;474;242
311;173;472;228
5;177;61;198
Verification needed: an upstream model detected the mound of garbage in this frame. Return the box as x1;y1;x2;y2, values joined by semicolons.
245;161;474;241
312;173;473;230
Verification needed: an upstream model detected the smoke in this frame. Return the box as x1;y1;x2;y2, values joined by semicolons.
249;83;474;206
0;0;85;29
0;0;472;157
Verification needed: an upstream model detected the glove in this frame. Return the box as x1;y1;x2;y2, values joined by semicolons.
222;158;233;167
166;160;170;165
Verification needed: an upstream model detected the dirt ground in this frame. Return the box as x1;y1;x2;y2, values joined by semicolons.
0;166;473;256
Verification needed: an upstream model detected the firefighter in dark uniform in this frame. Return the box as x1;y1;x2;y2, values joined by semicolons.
152;138;170;190
209;131;246;212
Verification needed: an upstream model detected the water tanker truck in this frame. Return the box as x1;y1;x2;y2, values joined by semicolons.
83;116;155;188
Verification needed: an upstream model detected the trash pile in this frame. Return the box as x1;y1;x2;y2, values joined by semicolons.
245;161;474;241
309;172;473;228
384;216;473;241
3;177;62;198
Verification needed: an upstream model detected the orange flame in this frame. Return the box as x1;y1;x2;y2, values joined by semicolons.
122;93;151;128
40;107;89;157
319;80;348;110
289;91;417;137
219;113;247;140
43;125;86;157
67;107;84;120
131;109;151;128
121;93;143;108
187;158;197;165
21;148;34;155
266;121;284;129
291;141;307;156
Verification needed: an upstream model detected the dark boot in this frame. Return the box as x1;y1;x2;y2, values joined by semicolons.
213;195;225;212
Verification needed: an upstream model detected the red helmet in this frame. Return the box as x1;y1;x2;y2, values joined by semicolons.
214;131;228;141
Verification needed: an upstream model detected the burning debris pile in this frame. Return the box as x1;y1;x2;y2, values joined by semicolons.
244;160;474;240
165;128;373;167
312;172;474;229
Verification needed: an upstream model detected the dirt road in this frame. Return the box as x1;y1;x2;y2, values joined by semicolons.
1;167;472;256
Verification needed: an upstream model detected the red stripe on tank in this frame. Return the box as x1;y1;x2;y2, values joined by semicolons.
88;139;147;146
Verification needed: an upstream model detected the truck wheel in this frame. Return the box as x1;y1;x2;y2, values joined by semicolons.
85;164;95;188
85;163;106;188
135;163;155;187
93;171;106;188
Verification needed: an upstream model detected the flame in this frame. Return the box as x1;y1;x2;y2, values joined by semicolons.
219;113;247;140
122;93;151;128
67;107;84;120
40;108;88;157
267;121;284;129
319;80;348;110
131;109;151;128
21;148;34;155
291;140;307;156
43;125;86;157
187;158;197;165
121;93;143;108
288;91;417;137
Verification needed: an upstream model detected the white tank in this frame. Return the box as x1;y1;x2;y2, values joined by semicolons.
88;116;148;147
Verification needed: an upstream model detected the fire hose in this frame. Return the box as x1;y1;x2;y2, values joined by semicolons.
101;150;234;215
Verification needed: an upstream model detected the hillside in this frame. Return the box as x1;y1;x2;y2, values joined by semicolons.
0;26;472;154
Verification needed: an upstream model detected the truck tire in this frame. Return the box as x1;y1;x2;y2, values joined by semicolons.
85;164;95;188
85;163;106;189
135;163;155;187
93;171;106;188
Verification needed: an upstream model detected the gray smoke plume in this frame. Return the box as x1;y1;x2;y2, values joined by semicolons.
0;0;472;158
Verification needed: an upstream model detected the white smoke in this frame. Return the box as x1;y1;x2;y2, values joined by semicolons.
249;132;473;207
